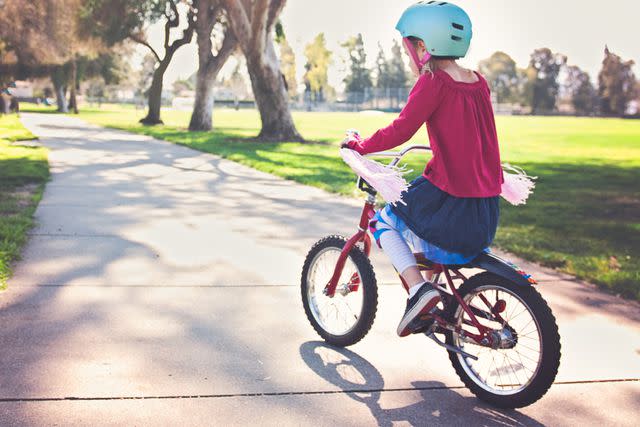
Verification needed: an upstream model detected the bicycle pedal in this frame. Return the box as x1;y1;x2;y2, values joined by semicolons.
419;307;444;320
410;317;435;334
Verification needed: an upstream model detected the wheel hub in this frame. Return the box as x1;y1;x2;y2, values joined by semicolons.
488;327;518;349
335;283;351;296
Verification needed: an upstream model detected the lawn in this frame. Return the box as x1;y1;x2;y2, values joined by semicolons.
0;114;49;288
24;104;640;300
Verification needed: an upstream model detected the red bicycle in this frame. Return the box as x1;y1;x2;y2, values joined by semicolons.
301;145;561;408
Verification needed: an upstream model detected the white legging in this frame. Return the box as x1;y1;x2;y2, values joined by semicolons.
376;218;417;275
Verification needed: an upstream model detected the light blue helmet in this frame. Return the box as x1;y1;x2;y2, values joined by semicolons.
396;1;472;58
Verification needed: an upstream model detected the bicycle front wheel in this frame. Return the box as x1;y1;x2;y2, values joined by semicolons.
301;235;378;347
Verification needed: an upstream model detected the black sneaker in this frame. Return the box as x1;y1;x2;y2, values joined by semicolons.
397;283;441;337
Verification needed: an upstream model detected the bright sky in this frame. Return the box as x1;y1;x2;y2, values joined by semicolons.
154;0;640;89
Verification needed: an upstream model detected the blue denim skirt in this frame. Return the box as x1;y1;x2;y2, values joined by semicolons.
385;176;500;262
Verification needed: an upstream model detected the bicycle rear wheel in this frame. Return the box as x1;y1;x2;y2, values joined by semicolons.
445;272;561;408
301;235;378;347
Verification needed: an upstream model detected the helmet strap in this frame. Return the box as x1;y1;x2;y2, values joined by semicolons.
403;37;432;74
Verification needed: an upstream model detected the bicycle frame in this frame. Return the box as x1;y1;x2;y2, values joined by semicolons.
324;145;502;346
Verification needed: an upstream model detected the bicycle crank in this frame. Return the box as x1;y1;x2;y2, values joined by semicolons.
425;332;478;361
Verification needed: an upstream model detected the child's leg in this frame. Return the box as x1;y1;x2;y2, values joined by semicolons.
374;212;431;291
373;212;441;337
374;220;434;294
377;229;423;288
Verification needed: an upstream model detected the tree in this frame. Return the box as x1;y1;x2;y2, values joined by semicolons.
478;51;518;103
560;65;597;115
276;23;298;99
0;0;98;113
83;0;196;124
222;0;302;141
514;66;535;109
303;33;332;103
189;0;237;131
375;43;392;89
66;51;129;105
56;0;83;113
51;64;72;113
136;53;158;100
342;34;372;94
598;46;637;117
388;40;408;89
0;0;62;87
526;48;567;114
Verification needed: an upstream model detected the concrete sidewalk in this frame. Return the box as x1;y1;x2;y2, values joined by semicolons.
0;113;638;426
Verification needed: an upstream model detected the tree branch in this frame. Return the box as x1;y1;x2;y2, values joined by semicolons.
251;0;270;55
167;0;180;27
207;26;237;75
129;33;162;63
195;0;223;68
167;5;196;57
205;4;223;39
266;0;286;32
163;12;171;52
222;0;252;53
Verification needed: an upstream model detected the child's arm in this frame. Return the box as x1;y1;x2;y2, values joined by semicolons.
348;74;443;155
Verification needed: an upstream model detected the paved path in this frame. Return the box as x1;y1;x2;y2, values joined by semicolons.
1;113;639;426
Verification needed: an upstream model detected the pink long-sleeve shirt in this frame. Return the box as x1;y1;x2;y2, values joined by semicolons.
350;69;503;198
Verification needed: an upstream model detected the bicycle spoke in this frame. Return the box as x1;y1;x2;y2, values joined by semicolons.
515;341;541;354
507;350;535;375
503;352;521;387
508;351;536;376
508;305;531;323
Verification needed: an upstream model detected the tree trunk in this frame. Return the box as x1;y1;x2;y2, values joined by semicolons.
54;83;68;113
0;94;9;115
68;58;79;114
140;63;167;125
189;66;216;131
188;2;236;132
188;0;217;132
246;35;302;142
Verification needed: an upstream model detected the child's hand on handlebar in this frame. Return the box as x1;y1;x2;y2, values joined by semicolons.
341;129;362;150
341;138;354;149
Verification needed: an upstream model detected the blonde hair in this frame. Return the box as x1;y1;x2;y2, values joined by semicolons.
421;57;437;75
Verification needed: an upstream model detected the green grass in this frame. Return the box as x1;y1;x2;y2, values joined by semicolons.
0;114;49;288
25;103;640;300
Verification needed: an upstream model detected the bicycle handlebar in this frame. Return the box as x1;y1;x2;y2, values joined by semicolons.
351;145;432;197
364;145;431;167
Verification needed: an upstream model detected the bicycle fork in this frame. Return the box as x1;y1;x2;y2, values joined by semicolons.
324;196;376;298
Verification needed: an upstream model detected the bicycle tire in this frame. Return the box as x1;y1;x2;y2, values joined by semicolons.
301;235;378;347
444;272;561;408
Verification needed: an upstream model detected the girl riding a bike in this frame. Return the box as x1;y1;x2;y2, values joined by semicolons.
344;2;502;337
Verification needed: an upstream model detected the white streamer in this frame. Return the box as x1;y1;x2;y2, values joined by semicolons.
501;163;537;206
340;148;410;205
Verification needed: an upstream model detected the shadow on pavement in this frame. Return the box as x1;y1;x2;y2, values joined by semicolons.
299;341;545;427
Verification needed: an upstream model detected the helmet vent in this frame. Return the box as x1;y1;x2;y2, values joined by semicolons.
451;35;462;41
452;22;464;30
438;2;448;5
